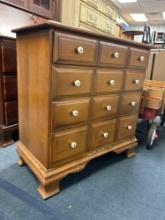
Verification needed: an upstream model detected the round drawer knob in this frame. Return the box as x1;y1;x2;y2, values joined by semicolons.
113;52;120;58
108;80;116;86
76;46;84;54
139;56;145;62
73;80;81;87
102;132;109;138
127;125;132;131
71;110;79;117
130;101;136;107
133;79;140;84
70;141;77;149
105;105;112;111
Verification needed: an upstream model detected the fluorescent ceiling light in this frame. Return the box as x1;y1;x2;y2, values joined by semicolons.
162;12;165;20
118;0;137;3
130;13;148;22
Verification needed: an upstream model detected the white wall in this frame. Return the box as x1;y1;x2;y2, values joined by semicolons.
0;3;46;37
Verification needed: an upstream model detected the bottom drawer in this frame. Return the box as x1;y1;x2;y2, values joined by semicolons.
4;101;18;125
90;119;116;149
118;115;137;140
51;126;88;163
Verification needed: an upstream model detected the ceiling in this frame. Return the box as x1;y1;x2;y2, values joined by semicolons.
112;0;165;25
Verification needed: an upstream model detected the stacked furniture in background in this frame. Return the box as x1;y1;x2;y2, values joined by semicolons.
61;0;121;36
0;36;18;147
14;21;151;199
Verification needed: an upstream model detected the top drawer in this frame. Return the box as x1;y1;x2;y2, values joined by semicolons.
53;33;97;65
99;41;128;67
128;48;149;68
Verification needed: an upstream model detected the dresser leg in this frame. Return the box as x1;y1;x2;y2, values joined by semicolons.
125;147;136;158
38;180;61;199
17;157;25;167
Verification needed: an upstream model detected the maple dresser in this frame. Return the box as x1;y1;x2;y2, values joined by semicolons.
14;21;151;199
0;36;18;147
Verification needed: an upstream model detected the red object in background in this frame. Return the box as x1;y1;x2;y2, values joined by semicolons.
141;108;157;120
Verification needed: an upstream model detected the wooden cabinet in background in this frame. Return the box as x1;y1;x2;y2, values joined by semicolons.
14;21;151;199
29;0;55;19
0;0;60;20
1;0;28;8
0;36;18;147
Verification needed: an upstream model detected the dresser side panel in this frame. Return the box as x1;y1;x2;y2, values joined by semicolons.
16;30;52;167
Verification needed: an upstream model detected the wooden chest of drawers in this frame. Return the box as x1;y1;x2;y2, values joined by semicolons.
14;21;151;199
0;36;18;147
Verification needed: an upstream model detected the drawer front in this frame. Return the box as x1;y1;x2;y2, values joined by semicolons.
82;0;100;9
90;119;116;149
3;75;17;100
52;67;93;98
92;95;119;120
52;126;88;163
128;48;149;68
120;93;141;114
102;2;113;18
124;71;145;91
1;46;16;73
80;4;100;29
101;17;114;34
54;33;97;65
52;99;90;128
118;115;137;140
99;41;128;67
4;101;18;125
95;69;123;94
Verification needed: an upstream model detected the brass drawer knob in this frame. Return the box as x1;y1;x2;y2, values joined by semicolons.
76;46;84;54
113;52;120;58
130;101;136;107
105;105;112;111
73;80;81;87
70;141;77;149
101;132;109;138
127;125;133;131
108;80;116;86
71;110;79;117
139;56;145;62
133;79;140;84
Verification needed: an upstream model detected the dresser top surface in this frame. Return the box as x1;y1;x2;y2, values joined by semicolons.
13;20;152;50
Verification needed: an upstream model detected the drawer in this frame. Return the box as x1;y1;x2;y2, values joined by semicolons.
124;71;145;91
4;101;18;125
99;41;128;67
54;33;97;65
95;69;123;94
52;126;88;163
82;0;100;9
52;67;93;98
118;115;137;140
101;17;114;34
128;48;149;68
80;3;101;29
120;93;141;114
0;46;16;73
102;2;113;18
52;99;90;129
92;95;119;120
90;119;116;149
3;75;17;100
